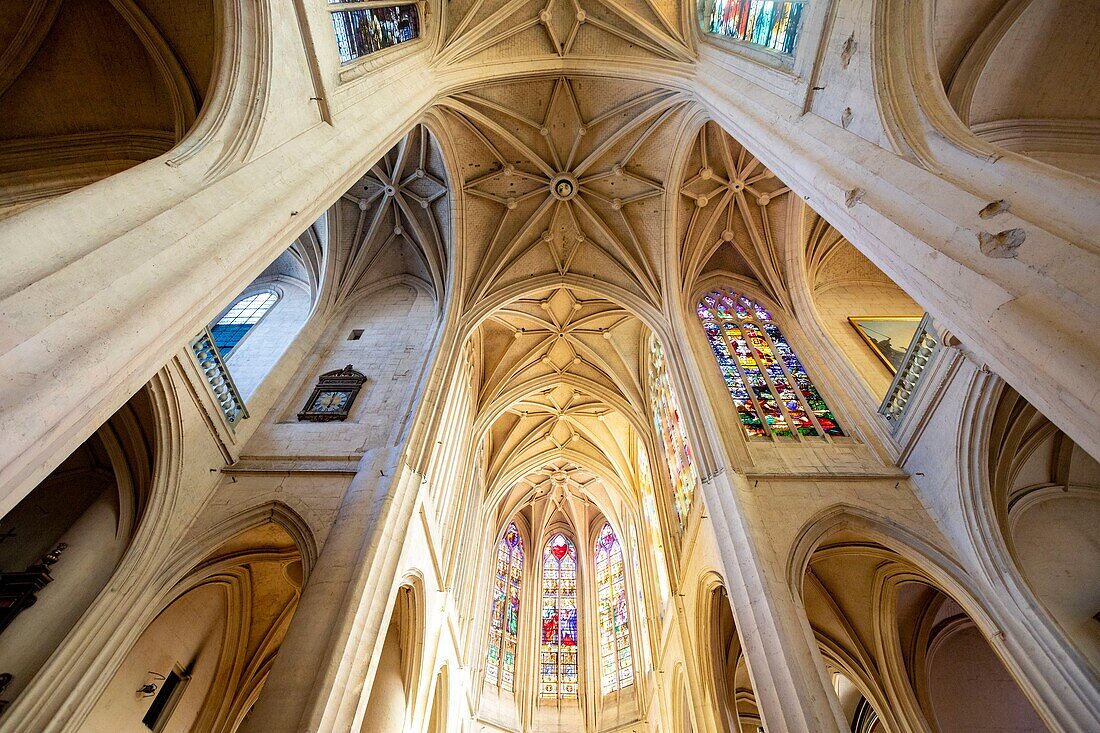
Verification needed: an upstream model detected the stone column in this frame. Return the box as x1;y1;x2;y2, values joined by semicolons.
700;470;848;733
241;447;423;733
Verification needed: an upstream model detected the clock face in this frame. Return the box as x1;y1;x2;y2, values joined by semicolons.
313;390;349;412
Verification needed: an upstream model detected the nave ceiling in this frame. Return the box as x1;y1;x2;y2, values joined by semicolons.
438;0;692;65
316;69;889;528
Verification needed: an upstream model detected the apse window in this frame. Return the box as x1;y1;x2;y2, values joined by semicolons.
485;523;524;692
701;0;806;56
329;2;421;64
540;533;579;700
595;523;634;693
210;289;278;355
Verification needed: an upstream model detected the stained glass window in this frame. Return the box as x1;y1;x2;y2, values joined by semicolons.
696;288;843;438
701;1;806;56
485;523;523;692
211;290;278;355
637;449;671;609
595;523;634;693
540;534;579;699
330;4;420;63
649;338;700;531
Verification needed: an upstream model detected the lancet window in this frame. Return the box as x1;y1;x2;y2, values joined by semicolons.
485;523;523;692
540;534;579;699
701;0;806;55
697;288;843;438
329;3;420;63
211;290;278;355
595;523;634;693
649;338;700;531
637;450;670;609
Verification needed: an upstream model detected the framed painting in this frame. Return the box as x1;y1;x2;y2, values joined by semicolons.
847;316;922;374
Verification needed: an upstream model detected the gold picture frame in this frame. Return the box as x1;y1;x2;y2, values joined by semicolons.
847;316;923;374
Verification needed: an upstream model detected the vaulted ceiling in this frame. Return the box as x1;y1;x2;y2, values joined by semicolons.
438;0;692;65
440;75;692;307
319;124;451;311
433;76;842;524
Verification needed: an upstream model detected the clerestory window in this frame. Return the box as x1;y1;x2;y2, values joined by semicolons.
701;0;806;56
540;533;579;699
210;290;278;356
485;523;524;692
696;288;843;438
649;338;700;532
328;1;421;64
595;523;633;693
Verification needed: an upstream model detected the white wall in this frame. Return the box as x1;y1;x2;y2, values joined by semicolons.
84;583;227;733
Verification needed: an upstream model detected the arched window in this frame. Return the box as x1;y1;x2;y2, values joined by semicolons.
328;4;420;63
649;338;700;531
637;449;670;609
595;523;634;693
700;1;806;56
540;533;578;700
485;523;523;692
211;290;278;355
697;289;843;439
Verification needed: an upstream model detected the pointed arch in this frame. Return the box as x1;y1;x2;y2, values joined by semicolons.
540;533;579;699
485;522;524;692
696;287;843;439
594;522;634;693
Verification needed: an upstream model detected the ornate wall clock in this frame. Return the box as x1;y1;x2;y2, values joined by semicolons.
297;365;367;422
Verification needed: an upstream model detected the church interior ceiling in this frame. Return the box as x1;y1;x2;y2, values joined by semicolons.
322;124;451;309
438;0;692;65
316;70;876;524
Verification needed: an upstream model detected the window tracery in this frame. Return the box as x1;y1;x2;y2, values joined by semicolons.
637;449;671;609
540;533;579;699
485;523;523;692
329;2;420;63
696;288;842;438
701;0;806;56
211;290;278;355
595;523;633;693
649;338;700;531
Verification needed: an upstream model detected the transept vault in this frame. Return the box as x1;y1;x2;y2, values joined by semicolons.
0;2;1098;733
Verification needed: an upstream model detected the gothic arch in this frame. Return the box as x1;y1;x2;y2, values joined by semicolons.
958;372;1100;671
84;517;305;733
791;505;1052;733
0;0;280;210
357;577;427;733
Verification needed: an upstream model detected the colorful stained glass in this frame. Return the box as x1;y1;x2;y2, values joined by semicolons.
702;0;806;56
649;338;700;531
540;534;579;699
485;523;524;691
637;449;671;610
595;523;634;693
211;290;278;355
696;289;844;438
626;524;651;673
330;5;420;63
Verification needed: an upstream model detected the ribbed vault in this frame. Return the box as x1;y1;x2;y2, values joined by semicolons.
439;0;692;65
440;75;691;307
321;124;451;309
